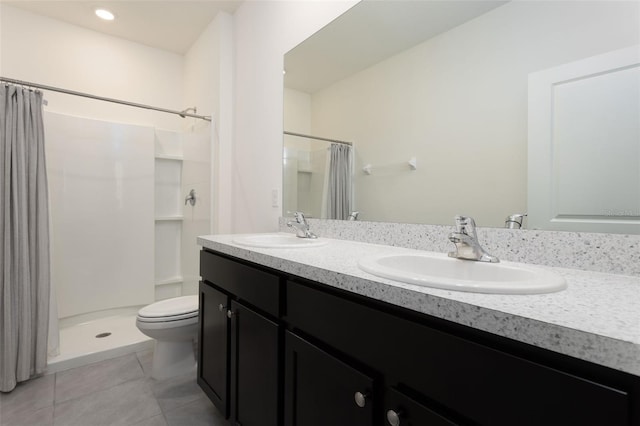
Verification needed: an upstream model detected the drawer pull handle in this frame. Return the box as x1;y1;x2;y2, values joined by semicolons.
218;304;226;312
227;309;236;318
354;391;368;408
386;409;403;426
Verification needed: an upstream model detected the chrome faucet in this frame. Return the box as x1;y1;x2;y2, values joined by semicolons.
448;215;499;263
287;212;317;239
185;189;196;206
505;213;527;229
348;211;360;221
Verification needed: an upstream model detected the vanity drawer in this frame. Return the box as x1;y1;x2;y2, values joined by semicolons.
200;249;280;317
285;280;630;426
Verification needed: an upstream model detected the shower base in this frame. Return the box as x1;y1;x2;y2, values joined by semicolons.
47;307;153;374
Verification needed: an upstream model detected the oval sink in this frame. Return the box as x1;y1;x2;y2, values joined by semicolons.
358;253;566;294
232;233;328;249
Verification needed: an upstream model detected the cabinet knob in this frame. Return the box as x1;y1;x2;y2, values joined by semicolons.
218;303;226;312
354;391;368;408
386;409;402;426
227;309;235;318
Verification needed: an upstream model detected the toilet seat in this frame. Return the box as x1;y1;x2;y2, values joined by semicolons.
137;311;198;323
137;295;198;323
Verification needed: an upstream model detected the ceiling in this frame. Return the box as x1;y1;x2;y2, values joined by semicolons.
3;0;243;54
284;0;507;93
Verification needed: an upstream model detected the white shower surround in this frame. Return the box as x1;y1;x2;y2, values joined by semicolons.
46;112;155;319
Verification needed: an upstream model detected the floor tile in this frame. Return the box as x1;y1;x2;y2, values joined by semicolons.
0;374;55;424
149;371;204;414
53;378;161;426
130;414;168;426
55;353;144;403
1;405;54;426
164;396;228;426
4;348;221;426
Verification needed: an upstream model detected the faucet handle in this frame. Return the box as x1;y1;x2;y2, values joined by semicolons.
288;212;317;239
454;215;477;236
293;211;308;225
505;213;527;229
185;189;196;206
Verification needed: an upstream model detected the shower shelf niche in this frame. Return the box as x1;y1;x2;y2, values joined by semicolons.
156;276;184;286
155;154;183;161
155;216;184;221
154;151;183;299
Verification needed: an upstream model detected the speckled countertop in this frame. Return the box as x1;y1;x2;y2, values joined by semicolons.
198;233;640;377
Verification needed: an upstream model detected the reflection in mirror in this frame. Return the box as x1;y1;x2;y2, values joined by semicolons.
283;132;353;220
283;0;640;233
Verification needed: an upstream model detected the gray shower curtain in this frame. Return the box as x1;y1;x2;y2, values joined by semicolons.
0;85;50;392
326;143;352;220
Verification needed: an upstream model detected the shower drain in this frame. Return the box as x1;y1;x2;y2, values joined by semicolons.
95;332;112;338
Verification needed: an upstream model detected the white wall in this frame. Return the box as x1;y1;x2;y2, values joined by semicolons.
283;88;312;135
0;4;184;130
181;12;233;294
231;0;358;233
308;1;639;227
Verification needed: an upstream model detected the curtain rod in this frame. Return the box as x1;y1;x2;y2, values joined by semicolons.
284;131;352;146
1;76;212;122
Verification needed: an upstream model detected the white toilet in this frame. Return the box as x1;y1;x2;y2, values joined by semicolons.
136;295;199;380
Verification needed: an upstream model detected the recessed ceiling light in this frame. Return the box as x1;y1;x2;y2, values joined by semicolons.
95;8;115;21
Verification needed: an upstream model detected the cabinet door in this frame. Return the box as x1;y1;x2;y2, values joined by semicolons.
230;300;280;426
198;282;230;418
285;331;374;426
384;387;459;426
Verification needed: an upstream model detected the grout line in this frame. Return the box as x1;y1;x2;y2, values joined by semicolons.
52;371;57;406
134;350;148;377
51;373;58;426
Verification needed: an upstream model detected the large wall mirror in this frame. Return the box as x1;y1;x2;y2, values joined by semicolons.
283;0;640;234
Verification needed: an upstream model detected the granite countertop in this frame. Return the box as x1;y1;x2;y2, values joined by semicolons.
198;233;640;377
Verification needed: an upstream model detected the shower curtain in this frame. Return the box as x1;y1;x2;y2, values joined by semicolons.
325;143;353;220
0;85;51;392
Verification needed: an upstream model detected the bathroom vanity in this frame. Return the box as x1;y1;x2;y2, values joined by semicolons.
197;234;640;426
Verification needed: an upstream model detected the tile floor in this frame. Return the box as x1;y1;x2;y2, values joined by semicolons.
0;350;229;426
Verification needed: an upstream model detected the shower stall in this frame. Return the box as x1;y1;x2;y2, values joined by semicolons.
3;78;214;373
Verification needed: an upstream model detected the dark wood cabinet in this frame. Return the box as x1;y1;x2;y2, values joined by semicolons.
383;387;460;426
229;300;279;426
285;279;632;426
198;250;282;426
198;282;229;416
199;248;640;426
284;331;375;426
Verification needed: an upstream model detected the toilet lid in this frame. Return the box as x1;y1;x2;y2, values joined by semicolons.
138;295;199;319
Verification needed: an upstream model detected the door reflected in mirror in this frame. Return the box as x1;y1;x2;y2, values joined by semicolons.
283;0;640;233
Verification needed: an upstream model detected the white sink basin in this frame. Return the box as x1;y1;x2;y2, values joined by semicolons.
358;253;567;294
232;233;328;249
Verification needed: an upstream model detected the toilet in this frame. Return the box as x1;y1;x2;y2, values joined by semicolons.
136;295;199;380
